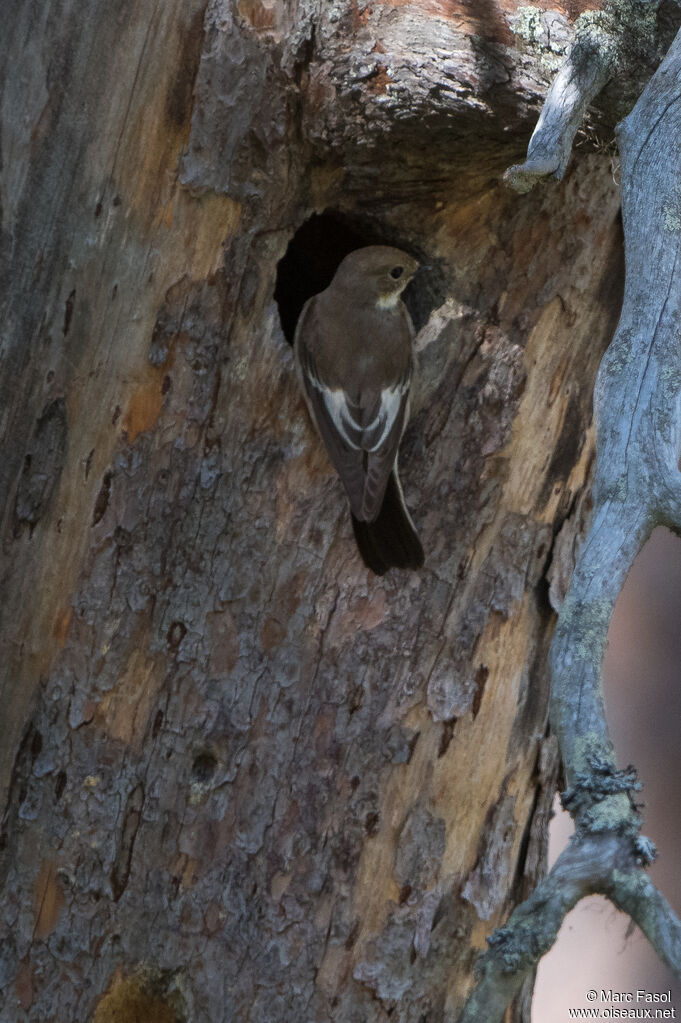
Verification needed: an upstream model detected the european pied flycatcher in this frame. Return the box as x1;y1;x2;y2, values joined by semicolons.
294;245;424;575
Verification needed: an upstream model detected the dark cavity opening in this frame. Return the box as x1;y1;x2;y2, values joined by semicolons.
274;210;443;344
191;750;218;784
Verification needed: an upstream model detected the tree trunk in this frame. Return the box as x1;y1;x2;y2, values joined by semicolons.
0;1;640;1020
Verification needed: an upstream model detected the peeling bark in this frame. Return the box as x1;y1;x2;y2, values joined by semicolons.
461;16;681;1023
0;1;659;1021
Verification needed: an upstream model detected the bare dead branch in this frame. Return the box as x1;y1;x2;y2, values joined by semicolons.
505;1;664;193
460;834;681;1023
613;871;681;979
505;34;613;194
459;835;634;1023
461;20;681;1023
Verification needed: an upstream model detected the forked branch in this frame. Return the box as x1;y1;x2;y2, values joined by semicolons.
461;18;681;1023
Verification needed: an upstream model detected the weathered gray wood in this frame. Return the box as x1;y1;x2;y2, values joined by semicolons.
0;1;658;1020
554;20;681;790
461;19;681;1023
505;0;679;193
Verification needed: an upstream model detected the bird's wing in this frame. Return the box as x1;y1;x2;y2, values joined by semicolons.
360;380;411;521
294;301;367;516
294;298;413;522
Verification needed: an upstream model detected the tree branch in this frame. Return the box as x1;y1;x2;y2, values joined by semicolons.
459;835;638;1023
460;18;681;1023
505;0;662;193
459;834;681;1023
504;32;614;194
613;870;681;979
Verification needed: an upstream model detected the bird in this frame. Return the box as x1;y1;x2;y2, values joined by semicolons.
293;245;424;575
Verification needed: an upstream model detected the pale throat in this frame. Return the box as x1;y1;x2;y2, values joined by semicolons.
376;291;401;310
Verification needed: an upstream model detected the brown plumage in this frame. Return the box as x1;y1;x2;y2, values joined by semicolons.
294;245;424;575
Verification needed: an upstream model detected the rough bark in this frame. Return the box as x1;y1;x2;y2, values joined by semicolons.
0;1;660;1021
461;13;681;1022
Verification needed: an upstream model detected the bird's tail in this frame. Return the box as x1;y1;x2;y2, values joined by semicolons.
351;470;424;576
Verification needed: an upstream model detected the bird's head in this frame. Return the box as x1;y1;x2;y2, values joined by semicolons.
332;246;419;308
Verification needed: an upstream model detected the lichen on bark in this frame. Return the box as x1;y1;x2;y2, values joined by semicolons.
0;1;659;1021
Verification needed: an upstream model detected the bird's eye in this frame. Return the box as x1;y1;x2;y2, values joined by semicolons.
390;266;404;279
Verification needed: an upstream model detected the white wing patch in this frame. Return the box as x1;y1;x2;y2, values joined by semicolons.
367;387;403;451
313;384;405;452
322;389;362;450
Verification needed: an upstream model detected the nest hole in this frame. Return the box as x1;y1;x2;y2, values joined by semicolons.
274;209;443;344
191;750;218;784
